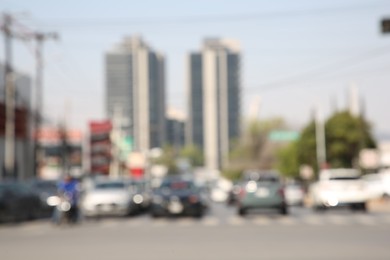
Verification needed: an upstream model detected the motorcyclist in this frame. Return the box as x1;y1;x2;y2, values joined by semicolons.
53;174;80;224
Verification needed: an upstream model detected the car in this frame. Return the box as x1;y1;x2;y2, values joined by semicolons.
29;179;59;217
309;168;369;211
125;178;152;214
0;181;42;222
236;171;288;216
80;179;132;218
362;171;390;200
285;182;305;206
150;178;205;218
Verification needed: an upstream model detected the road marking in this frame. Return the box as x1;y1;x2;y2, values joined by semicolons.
277;217;296;226
303;216;324;226
100;219;120;228
152;219;169;227
177;218;195;227
227;216;245;226
328;215;349;226
252;216;270;226
356;216;376;226
202;216;219;227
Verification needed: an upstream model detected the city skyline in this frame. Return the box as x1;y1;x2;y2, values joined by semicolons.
0;0;389;138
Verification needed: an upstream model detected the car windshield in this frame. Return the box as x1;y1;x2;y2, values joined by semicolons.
160;181;194;191
95;182;125;190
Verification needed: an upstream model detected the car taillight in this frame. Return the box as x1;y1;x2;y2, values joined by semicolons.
239;187;246;198
189;195;199;203
278;187;285;198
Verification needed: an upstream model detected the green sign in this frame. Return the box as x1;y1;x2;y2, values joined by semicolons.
269;131;299;142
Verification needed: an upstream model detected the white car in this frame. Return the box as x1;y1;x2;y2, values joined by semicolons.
309;169;369;211
80;180;132;218
362;172;390;199
285;183;305;206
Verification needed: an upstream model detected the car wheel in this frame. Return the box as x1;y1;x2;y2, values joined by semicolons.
238;207;247;216
280;206;288;215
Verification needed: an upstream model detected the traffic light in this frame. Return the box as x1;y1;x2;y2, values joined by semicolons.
382;18;390;33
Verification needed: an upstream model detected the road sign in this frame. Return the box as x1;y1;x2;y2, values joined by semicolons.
382;18;390;33
269;131;299;141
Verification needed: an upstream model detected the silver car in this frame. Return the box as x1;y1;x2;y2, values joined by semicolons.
80;180;132;218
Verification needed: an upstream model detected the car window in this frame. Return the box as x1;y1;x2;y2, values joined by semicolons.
95;182;125;189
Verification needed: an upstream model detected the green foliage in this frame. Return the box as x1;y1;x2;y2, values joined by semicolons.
221;168;243;181
276;110;377;177
229;118;286;169
276;141;300;178
325;111;376;168
179;144;204;167
153;145;178;173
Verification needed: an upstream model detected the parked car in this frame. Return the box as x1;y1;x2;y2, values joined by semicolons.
150;178;205;218
0;181;42;222
309;168;369;211
362;172;390;199
29;179;59;217
285;182;305;206
125;178;152;214
80;179;132;218
237;171;288;216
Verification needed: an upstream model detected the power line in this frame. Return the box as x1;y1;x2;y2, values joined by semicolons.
248;45;390;92
29;1;389;29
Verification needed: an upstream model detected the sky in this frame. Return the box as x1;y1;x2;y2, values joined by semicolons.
1;0;390;138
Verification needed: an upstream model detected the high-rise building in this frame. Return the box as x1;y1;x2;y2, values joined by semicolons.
186;38;241;170
166;107;186;150
105;36;166;153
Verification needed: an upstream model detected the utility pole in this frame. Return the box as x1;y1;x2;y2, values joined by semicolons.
315;106;327;175
33;32;58;177
1;13;16;179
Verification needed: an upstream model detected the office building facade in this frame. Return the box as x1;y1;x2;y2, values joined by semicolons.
187;38;241;170
105;36;166;153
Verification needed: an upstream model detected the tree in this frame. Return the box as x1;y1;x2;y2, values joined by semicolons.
277;110;377;178
153;145;178;174
223;117;286;180
179;144;204;167
325;111;376;168
276;141;299;178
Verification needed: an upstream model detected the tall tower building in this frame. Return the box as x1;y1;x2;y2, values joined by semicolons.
187;38;241;170
105;36;166;153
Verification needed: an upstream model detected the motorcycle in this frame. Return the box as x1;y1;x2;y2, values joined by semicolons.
52;193;79;225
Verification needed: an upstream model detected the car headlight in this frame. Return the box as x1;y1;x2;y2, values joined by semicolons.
133;194;144;204
46;196;60;206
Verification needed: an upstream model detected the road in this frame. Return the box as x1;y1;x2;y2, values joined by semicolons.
1;203;390;260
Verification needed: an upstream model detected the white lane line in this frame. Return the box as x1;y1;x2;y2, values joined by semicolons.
303;216;324;226
328;215;349;226
202;216;219;227
152;219;170;227
356;216;376;226
252;216;271;226
177;218;195;227
227;216;245;226
277;217;297;226
100;219;120;228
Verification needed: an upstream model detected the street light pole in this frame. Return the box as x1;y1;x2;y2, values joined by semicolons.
33;32;57;178
2;13;16;179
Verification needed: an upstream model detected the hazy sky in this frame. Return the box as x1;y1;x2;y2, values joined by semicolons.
1;0;390;137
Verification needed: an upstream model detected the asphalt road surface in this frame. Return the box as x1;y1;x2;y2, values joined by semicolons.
1;203;390;260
